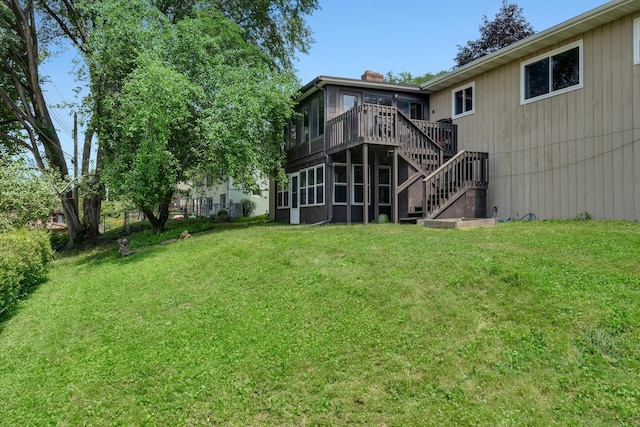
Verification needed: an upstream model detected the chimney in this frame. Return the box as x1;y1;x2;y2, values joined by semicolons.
361;70;384;82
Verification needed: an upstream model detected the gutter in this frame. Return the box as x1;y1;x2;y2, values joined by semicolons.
421;0;640;93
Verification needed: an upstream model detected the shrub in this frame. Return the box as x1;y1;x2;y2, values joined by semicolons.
241;198;256;217
0;229;52;317
216;209;228;223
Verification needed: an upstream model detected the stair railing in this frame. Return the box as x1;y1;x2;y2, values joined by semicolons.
395;112;443;174
422;150;489;217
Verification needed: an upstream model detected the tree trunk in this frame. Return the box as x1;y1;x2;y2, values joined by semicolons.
61;190;82;247
141;191;174;234
1;1;83;246
82;129;102;238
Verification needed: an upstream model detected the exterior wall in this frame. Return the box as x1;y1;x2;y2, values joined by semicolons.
278;80;431;223
227;178;270;216
429;13;640;221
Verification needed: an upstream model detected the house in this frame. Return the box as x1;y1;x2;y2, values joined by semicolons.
272;0;640;223
422;0;640;221
271;72;487;224
174;176;269;219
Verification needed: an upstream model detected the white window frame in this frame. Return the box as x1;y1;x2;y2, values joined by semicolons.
635;18;640;66
451;82;475;119
276;174;290;209
520;40;583;104
333;163;348;205
299;165;325;207
351;165;372;206
378;166;391;206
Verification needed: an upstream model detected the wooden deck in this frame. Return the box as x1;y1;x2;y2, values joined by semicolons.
325;104;457;158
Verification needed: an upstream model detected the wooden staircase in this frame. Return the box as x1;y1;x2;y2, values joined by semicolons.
324;103;489;220
391;115;488;220
421;150;489;219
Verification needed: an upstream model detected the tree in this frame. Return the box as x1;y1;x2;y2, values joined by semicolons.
17;0;316;238
454;0;535;67
0;157;59;230
0;0;83;245
384;70;448;86
89;3;300;233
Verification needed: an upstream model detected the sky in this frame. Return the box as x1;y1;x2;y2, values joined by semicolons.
41;0;609;166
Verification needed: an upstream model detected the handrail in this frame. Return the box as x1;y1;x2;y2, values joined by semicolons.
395;111;442;174
422;150;489;218
412;120;458;158
325;103;451;175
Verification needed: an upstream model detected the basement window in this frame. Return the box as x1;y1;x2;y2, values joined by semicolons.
521;40;583;103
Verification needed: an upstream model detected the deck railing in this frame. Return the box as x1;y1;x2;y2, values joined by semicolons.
423;150;489;218
325;104;455;170
412;120;458;158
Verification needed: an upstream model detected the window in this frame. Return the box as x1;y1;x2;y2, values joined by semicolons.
364;94;392;106
635;18;640;65
451;82;475;118
333;163;373;205
352;165;372;205
310;95;324;139
378;167;391;206
277;176;289;209
343;94;358;112
298;104;309;145
398;100;424;120
299;165;324;207
334;164;348;204
294;94;324;145
521;40;583;103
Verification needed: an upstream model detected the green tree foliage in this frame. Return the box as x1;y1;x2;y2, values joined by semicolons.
32;0;318;236
0;229;52;317
0;0;83;245
0;158;59;230
152;0;318;71
384;70;448;86
88;3;302;233
454;0;535;67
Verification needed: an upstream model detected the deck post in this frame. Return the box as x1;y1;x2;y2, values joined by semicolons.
374;150;379;222
347;148;352;225
363;143;369;226
393;147;399;223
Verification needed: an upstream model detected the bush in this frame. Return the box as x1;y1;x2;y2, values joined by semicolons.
216;210;228;223
241;198;256;217
0;229;52;317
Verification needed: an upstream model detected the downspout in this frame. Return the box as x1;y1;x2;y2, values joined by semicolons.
315;83;333;223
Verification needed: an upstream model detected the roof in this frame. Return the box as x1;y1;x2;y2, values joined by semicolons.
421;0;640;93
297;75;423;103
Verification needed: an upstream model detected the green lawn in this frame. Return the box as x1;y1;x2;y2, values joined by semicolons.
1;221;639;425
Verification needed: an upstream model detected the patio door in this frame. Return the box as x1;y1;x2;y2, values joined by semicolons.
290;172;300;224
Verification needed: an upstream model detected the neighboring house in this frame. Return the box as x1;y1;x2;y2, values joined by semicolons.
174;177;269;219
272;0;640;223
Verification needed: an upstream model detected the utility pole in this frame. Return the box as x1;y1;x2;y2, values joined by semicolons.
73;112;79;215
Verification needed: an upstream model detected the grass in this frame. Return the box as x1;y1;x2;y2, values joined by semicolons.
1;220;639;425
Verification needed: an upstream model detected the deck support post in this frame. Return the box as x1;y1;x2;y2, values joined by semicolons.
363;143;369;226
393;147;399;223
347;148;352;225
373;150;379;222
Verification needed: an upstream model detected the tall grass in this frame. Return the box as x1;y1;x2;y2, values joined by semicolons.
0;221;639;425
